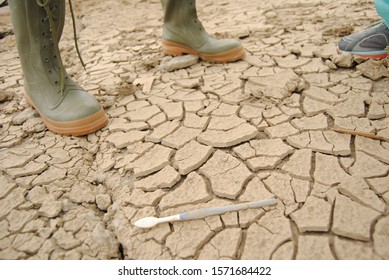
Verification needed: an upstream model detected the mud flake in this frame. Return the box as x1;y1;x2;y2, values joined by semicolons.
198;123;258;148
174;140;214;175
281;149;312;180
356;59;389;81
349;151;389;178
366;175;389;195
160;55;199;72
296;235;334;260
323;130;351;156
7;209;38;233
264;122;299;139
332;195;381;241
0;174;17;199
355;136;389;164
0;147;43;170
106;131;148;149
162;126;202;149
275;56;311;69
108;118;149;132
291;196;332;232
128;189;165;207
338;175;386;213
199;150;252;199
334;236;381;260
250;138;294;158
159;172;211;211
198;228;242;260
96;194;112;211
239;176;274;202
128;145;174;178
291;114;328;131
232;143;256;160
241;210;292;259
327;91;368;118
12;233;45;255
263;172;295;205
303;86;340;105
314;153;349;186
239;104;263;121
6;161;48;178
302;96;331;117
165;220;214;259
127;105;161;122
207;115;246;131
159;102;184;121
38;197;62;218
291;178;311;203
271;241;294;260
145;120;180;143
134;165;180;192
183;113;209;129
247;69;301;99
373;216;389;259
247;156;283;171
52;228;81;250
0;188;26;219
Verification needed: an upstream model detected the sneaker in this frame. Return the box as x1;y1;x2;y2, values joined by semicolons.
337;21;389;59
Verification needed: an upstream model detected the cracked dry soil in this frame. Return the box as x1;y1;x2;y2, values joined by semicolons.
0;0;389;260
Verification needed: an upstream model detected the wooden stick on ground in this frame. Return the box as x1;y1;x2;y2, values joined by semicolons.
332;127;388;142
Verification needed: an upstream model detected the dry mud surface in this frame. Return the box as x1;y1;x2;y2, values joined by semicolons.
0;0;389;260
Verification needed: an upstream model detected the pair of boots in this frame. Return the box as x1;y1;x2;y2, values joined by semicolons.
9;0;245;136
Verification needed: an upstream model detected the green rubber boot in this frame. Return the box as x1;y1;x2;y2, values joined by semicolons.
161;0;245;63
9;0;108;136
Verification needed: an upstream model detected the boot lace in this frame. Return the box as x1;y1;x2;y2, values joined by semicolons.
36;0;85;96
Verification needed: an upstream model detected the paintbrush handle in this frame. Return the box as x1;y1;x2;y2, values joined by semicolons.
179;198;276;221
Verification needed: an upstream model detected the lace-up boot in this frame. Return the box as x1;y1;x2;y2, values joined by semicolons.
9;0;108;136
161;0;245;62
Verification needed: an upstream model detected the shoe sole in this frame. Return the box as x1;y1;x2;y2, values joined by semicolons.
336;46;388;59
24;93;108;136
162;40;245;63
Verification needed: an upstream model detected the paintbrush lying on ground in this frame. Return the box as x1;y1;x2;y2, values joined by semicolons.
134;197;277;228
332;127;389;142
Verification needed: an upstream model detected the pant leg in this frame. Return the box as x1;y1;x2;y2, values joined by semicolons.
375;0;389;26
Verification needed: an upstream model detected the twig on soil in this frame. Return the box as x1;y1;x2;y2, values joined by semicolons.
332;127;388;142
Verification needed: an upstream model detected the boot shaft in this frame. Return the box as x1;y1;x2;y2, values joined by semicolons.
161;0;199;25
9;0;66;87
161;0;209;49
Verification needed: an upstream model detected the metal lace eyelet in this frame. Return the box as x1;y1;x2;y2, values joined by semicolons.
45;58;49;63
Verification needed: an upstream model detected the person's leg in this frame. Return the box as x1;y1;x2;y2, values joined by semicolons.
337;0;389;59
8;0;108;136
375;0;389;27
161;0;245;63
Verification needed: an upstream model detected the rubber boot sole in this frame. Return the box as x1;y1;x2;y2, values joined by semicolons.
24;93;108;136
162;40;245;63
